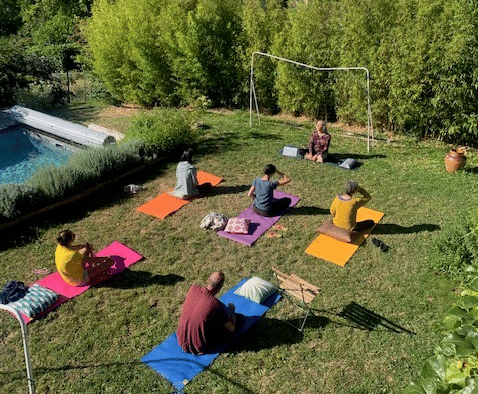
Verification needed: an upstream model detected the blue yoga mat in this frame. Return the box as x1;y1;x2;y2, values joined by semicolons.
141;278;281;391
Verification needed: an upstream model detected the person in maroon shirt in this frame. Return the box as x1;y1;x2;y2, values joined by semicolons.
177;271;237;355
305;120;331;163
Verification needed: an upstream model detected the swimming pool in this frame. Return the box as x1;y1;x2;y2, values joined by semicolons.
0;126;75;185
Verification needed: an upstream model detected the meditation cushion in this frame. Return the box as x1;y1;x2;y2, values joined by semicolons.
234;276;277;304
7;284;59;317
317;221;359;243
224;217;250;234
338;158;358;169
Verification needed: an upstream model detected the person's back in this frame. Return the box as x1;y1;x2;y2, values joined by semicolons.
171;160;199;199
177;273;235;354
330;182;373;232
55;244;85;285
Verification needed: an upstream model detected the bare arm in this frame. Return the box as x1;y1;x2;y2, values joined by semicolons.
276;170;291;186
223;303;236;332
247;185;256;199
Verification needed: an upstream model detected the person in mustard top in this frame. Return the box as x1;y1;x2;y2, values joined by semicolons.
55;230;114;286
330;181;375;232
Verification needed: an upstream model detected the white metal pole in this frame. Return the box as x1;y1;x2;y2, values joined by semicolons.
0;305;35;394
250;51;373;151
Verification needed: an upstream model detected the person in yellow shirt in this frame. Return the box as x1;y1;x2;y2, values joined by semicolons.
330;181;375;232
55;230;114;286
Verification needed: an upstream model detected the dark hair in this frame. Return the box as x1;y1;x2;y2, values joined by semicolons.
180;149;193;163
344;181;358;195
57;229;74;246
263;164;276;175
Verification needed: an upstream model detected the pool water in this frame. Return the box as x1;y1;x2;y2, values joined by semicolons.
0;126;74;185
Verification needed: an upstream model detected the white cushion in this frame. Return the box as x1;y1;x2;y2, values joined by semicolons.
234;276;277;304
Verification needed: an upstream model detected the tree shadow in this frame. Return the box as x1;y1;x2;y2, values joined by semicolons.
0;358;258;394
328;152;387;161
373;223;440;235
48;105;104;124
464;167;478;174
98;271;184;289
287;206;329;216
194;132;242;156
312;302;415;335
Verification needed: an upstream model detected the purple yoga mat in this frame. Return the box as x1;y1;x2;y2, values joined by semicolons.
217;190;300;246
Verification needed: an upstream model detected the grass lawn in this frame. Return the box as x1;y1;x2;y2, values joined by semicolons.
1;107;478;393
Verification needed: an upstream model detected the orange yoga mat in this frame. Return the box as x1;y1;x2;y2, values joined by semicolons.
305;207;384;267
137;171;223;219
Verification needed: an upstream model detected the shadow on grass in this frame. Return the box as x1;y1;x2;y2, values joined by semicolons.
313;302;415;335
210;184;250;196
99;271;184;289
1;358;258;394
49;105;104;124
328;152;387;161
373;223;440;235
287;206;329;216
228;316;330;354
464;167;478;174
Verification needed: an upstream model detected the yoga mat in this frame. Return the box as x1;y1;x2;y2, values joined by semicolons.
24;241;143;323
141;278;281;391
137;171;223;219
217;190;300;246
305;207;384;267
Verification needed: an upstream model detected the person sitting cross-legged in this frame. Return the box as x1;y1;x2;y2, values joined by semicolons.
177;271;243;355
55;230;114;287
305;120;331;163
330;181;375;232
170;148;211;200
248;164;291;217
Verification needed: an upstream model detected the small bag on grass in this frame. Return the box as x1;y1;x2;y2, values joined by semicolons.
200;212;229;231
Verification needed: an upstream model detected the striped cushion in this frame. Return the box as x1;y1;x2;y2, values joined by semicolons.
8;284;59;317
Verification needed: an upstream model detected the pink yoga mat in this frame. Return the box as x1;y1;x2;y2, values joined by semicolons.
217;191;300;246
25;241;143;323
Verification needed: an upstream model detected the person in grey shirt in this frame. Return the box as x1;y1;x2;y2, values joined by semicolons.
170;149;211;199
248;164;291;217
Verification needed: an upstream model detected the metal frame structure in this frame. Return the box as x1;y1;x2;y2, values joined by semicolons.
249;51;374;152
0;304;35;394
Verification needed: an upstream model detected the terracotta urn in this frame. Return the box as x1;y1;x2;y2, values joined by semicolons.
445;148;466;173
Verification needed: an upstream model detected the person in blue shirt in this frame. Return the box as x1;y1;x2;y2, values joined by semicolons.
248;164;291;217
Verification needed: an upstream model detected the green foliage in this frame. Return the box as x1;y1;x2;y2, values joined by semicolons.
167;0;246;107
86;0;174;106
0;184;45;222
125;109;198;154
241;0;286;111
0;0;22;36
272;0;338;118
404;274;478;393
430;210;478;276
0;36;58;106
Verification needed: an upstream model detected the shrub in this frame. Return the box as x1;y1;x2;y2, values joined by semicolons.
26;140;148;201
125;109;198;154
403;273;478;393
0;184;46;223
430;210;478;276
